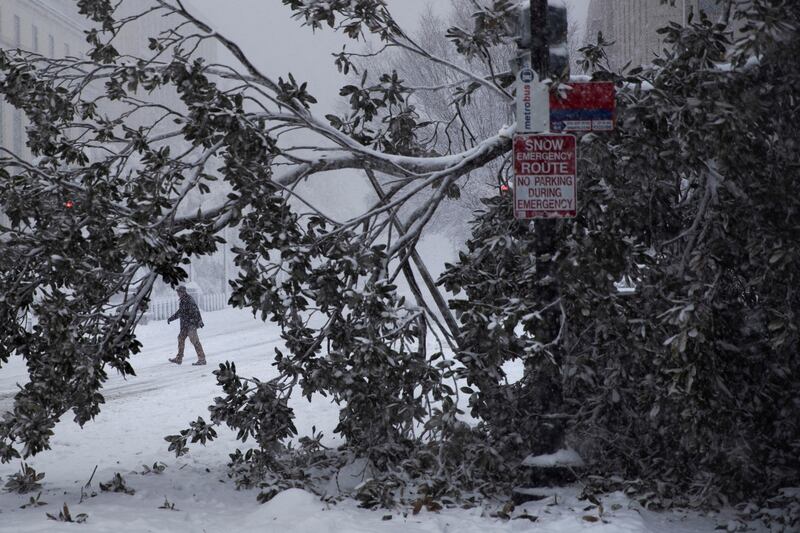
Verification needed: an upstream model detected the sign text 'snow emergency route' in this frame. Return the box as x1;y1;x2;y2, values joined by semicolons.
513;134;577;219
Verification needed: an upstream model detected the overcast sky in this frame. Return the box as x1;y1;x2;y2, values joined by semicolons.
185;0;590;111
178;0;590;252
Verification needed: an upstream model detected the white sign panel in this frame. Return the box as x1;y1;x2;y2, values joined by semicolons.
515;56;549;133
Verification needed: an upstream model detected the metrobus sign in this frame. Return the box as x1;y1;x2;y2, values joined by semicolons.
515;55;549;133
513;133;577;219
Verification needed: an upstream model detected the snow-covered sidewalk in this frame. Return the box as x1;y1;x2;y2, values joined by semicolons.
0;309;730;532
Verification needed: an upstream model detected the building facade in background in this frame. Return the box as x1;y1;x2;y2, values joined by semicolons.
585;0;726;68
0;0;88;163
0;1;89;229
0;1;228;295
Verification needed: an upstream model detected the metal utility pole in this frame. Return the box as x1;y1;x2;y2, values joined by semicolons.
529;0;557;306
526;0;565;456
529;0;550;78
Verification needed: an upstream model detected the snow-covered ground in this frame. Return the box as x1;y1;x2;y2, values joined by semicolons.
0;309;736;532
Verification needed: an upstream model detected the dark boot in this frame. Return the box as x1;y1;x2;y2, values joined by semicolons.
169;356;183;364
191;360;206;366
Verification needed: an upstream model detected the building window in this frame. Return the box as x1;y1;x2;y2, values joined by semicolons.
623;1;629;60
32;24;39;52
13;109;23;155
49;34;55;57
640;2;646;38
698;0;723;19
64;42;71;57
13;15;21;47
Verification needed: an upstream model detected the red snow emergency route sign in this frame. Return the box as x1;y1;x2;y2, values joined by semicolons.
513;133;577;219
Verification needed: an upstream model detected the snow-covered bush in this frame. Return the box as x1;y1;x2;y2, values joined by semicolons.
441;4;800;506
0;0;797;513
4;463;45;494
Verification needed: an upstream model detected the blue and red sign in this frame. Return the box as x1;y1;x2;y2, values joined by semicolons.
549;82;616;133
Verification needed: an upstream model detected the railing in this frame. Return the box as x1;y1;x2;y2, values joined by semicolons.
145;292;228;322
14;293;230;328
198;292;228;313
146;297;179;322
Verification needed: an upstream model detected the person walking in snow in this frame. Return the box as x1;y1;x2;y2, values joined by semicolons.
167;286;207;365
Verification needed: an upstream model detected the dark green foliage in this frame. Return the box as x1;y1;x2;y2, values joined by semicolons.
158;496;178;510
446;0;517;58
330;69;428;154
356;477;400;509
0;0;293;462
442;2;800;505
439;192;569;459
281;0;402;41
19;492;48;509
76;0;115;28
165;417;218;458
277;73;318;109
1;0;797;514
4;463;45;494
99;472;134;495
140;462;166;475
208;362;296;450
0;45;229;461
221;199;449;461
736;489;800;531
46;503;88;523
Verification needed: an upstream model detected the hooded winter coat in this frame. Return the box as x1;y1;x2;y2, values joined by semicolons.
168;293;204;330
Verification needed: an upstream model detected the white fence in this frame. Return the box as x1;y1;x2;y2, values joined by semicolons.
146;292;228;322
198;292;228;313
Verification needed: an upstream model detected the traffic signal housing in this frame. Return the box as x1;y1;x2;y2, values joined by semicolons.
513;1;569;77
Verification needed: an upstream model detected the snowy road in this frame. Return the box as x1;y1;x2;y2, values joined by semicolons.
0;309;730;532
0;310;280;410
